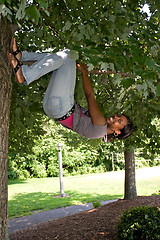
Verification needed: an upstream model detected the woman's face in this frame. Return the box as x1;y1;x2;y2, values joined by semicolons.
106;114;128;134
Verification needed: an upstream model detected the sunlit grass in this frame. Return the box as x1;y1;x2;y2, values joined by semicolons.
8;167;160;219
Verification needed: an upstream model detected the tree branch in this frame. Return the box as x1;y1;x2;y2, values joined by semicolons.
23;61;132;78
47;25;67;46
89;69;130;77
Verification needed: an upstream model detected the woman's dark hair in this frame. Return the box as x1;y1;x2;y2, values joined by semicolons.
107;114;133;142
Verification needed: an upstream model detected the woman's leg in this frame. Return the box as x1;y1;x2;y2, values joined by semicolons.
22;50;69;85
21;51;50;62
8;50;69;84
43;57;76;119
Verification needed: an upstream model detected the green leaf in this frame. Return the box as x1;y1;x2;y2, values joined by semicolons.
87;63;94;71
0;4;12;17
25;5;40;25
39;0;48;9
16;1;26;20
109;63;115;71
100;62;109;71
121;33;129;41
120;78;135;88
136;82;147;92
156;83;160;96
62;21;72;31
145;59;160;73
113;73;122;86
109;15;116;23
44;9;50;16
0;0;11;4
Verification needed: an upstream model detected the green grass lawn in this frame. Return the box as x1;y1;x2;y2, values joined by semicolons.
8;167;160;219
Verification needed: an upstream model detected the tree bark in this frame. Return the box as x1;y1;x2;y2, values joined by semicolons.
124;146;137;200
0;18;13;240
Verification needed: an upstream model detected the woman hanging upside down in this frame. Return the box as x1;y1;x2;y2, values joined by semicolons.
8;38;133;142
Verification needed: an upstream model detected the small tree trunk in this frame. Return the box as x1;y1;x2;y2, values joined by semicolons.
0;18;13;240
124;146;137;200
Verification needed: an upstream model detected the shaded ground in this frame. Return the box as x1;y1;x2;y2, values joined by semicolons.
9;195;160;240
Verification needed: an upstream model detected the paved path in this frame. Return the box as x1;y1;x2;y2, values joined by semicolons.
9;199;118;234
9;166;160;234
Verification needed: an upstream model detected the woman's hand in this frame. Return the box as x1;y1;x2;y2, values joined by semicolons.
76;63;88;74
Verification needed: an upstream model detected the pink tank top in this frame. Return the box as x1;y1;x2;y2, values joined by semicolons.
58;113;74;129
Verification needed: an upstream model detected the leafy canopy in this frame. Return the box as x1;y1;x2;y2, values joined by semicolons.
1;0;160;155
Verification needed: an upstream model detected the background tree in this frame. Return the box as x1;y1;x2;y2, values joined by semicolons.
0;18;13;240
0;1;50;239
1;0;160;238
124;146;137;199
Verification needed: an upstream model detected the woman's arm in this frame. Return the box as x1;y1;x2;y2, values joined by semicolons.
77;63;106;126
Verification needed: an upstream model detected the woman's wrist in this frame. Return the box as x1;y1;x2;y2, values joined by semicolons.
81;69;89;76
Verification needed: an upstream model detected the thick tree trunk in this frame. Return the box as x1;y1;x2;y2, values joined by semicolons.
0;18;13;240
124;146;137;200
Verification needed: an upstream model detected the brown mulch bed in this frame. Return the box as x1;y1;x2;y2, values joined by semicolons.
9;195;160;240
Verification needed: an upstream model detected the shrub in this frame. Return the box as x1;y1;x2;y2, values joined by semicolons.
8;154;31;179
116;206;160;240
92;200;102;208
152;190;160;196
47;162;59;177
31;161;47;178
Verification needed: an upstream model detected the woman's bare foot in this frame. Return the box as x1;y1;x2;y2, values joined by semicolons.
7;52;25;83
10;37;22;61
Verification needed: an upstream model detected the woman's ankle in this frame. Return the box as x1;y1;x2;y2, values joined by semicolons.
16;67;25;83
7;52;25;83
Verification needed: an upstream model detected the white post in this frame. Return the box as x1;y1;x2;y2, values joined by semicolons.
57;143;66;197
112;152;115;171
